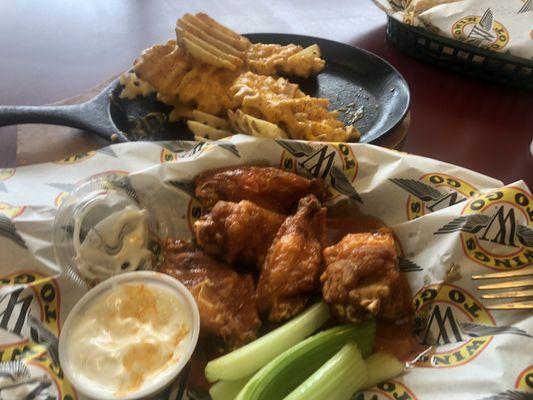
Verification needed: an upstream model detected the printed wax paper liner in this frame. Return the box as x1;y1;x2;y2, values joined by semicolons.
0;135;531;399
372;0;533;60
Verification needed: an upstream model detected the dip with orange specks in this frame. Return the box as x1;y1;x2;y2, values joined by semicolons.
66;283;190;396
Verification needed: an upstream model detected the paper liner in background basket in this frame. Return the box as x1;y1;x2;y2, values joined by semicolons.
0;135;531;399
373;0;533;89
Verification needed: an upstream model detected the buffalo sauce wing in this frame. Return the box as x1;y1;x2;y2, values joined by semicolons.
194;200;285;269
256;195;326;321
159;239;260;348
320;228;405;323
194;166;327;213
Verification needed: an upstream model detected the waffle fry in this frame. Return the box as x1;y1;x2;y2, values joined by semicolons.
134;40;189;97
125;13;358;142
177;64;239;116
228;109;289;139
285;44;326;78
180;32;243;71
177;13;249;70
232;72;355;142
177;18;244;58
118;72;155;99
246;43;325;78
187;110;233;140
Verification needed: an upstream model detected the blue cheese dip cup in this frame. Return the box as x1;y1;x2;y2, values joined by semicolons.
59;271;200;400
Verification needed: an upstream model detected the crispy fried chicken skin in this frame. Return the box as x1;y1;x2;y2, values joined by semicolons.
194;200;285;269
321;229;404;323
194;166;327;213
159;239;260;347
256;195;326;321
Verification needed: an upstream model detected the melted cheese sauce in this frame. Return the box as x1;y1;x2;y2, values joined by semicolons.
231;72;354;142
66;283;190;396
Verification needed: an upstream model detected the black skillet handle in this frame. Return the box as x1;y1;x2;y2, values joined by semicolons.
0;104;86;127
0;102;127;142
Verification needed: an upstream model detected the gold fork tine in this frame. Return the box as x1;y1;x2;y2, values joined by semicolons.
487;300;533;310
474;267;533;309
477;278;533;290
481;289;533;299
472;266;533;280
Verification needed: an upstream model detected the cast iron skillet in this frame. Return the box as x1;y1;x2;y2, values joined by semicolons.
0;33;410;143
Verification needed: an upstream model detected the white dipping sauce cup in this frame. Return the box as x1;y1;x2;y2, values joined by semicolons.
59;271;200;400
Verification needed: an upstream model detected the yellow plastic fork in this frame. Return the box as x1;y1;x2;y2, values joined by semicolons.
472;266;533;310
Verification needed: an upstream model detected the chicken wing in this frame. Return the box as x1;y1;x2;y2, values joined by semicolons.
159;239;260;348
194;200;285;269
321;229;404;323
194;166;327;213
256;195;326;321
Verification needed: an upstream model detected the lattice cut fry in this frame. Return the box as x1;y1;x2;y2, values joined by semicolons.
228;109;288;139
285;44;326;77
246;43;325;78
187;110;233;140
118;71;155;99
177;13;249;70
192;110;231;131
177;18;244;58
180;32;242;71
134;40;189;96
193;13;250;51
187;121;232;140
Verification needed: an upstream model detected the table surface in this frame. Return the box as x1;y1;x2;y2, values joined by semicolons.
1;0;532;186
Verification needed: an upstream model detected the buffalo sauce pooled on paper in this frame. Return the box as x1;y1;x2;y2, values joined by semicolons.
326;214;427;363
67;283;189;396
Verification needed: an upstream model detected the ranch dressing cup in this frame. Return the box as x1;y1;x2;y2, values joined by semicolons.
59;271;200;400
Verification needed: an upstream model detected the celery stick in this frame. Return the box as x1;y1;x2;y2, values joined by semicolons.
205;302;330;382
362;352;405;389
283;342;367;400
235;320;375;400
210;376;251;400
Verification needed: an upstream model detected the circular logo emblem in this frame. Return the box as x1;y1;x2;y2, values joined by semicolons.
160;148;178;163
458;187;532;270
0;168;15;181
515;366;533;391
0;203;25;219
54;151;96;164
452;13;509;50
404;173;479;221
355;381;417;400
413;283;495;368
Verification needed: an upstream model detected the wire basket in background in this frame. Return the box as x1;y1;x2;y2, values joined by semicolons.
386;16;533;90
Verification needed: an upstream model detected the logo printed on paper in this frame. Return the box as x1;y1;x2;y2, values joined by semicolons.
159;141;240;164
451;8;510;50
0;203;25;219
413;283;495;368
435;187;533;270
53;170;129;207
355;381;417;400
391;173;480;221
279;142;360;201
160;148;178;163
54;151;96;164
515;366;533;391
0;168;15;181
0;271;76;399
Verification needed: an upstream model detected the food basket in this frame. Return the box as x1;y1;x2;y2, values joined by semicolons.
386;16;533;89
